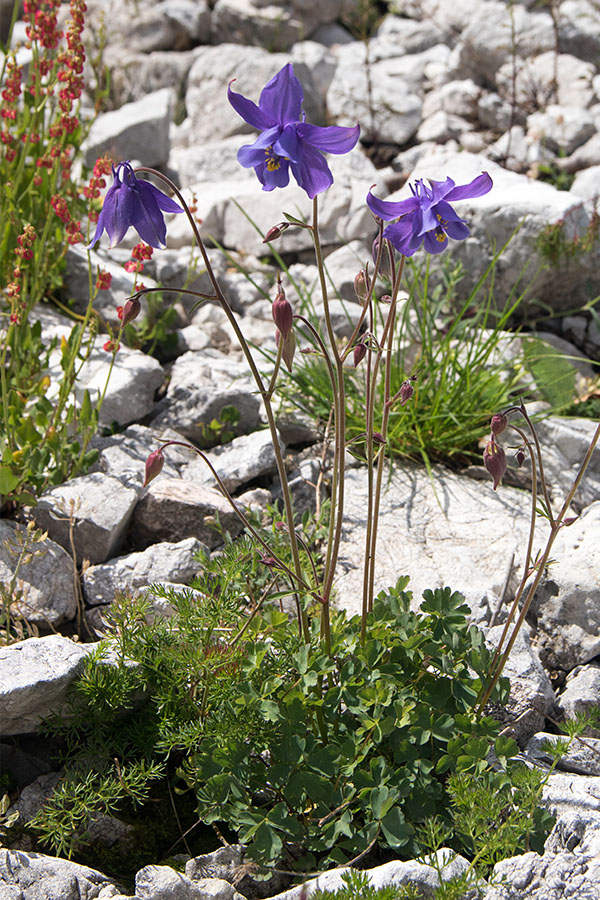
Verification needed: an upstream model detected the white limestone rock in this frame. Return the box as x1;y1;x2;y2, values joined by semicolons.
131;479;244;549
34;472;140;565
181;428;285;493
529;501;600;672
527;105;596;157
83;537;205;606
0;520;77;628
83;88;174;169
0;636;95;735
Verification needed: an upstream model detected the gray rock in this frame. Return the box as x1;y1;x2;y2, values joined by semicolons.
83;537;205;606
83;88;174;169
0;636;95;735
73;345;164;428
90;423;192;487
527;106;596;157
269;849;471;900
477;92;515;132
34;472;140;565
541;769;600;824
326;49;422;144
558;132;600;175
529;502;600;672
149;350;262;444
0;520;77;628
422;79;481;120
109;48;202;107
558;665;600;732
497;52;596;111
417;110;473;144
457;1;555;85
530;416;600;512
125;0;210;52
0;849;124;899
211;0;304;52
334;462;533;622
131;479;244;549
136;864;222;900
558;0;600;64
182;429;284;493
571;165;600;202
487;624;556;745
526;733;600;777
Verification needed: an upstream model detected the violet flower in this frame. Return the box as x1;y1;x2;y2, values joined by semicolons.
228;63;360;199
88;161;183;250
367;172;493;256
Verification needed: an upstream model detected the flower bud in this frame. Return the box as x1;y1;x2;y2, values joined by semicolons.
515;446;526;468
490;413;508;436
483;439;506;491
272;290;293;338
144;447;165;487
263;222;289;243
354;269;367;301
372;236;391;277
353;342;367;367
276;328;296;372
121;295;141;327
399;379;414;406
372;432;386;445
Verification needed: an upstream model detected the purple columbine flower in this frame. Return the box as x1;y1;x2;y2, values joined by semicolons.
88;161;183;250
366;172;493;256
228;63;360;199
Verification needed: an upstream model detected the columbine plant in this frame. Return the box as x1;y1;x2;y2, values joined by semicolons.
70;61;589;874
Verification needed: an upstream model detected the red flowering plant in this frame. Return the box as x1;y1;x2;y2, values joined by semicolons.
0;0;111;507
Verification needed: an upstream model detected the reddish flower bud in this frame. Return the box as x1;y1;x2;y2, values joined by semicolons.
259;555;278;568
515;446;526;468
399;379;414;405
272;291;293;338
353;342;367;367
144;447;165;487
490;413;508;435
121;296;141;327
483;439;507;490
263;222;289;243
354;269;367;301
372;432;386;445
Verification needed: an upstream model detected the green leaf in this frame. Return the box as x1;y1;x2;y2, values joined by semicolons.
380;806;412;848
0;466;19;495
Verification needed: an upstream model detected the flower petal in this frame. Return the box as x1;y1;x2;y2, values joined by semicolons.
423;229;449;254
237;126;282;168
260;159;291;191
366;189;420;222
383;218;421;256
295;122;360;154
433;200;470;240
427;176;456;204
129;189;168;249
228;80;276;131
136;179;183;215
445;171;493;201
258;63;303;127
290;143;333;198
274;124;302;162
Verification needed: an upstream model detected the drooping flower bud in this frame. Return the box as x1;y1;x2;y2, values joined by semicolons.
515;446;526;468
276;328;296;372
354;269;367;301
144;447;165;487
272;290;293;338
121;295;141;327
353;342;367;367
263;222;289;243
490;413;508;436
399;379;414;406
372;432;386;445
372;235;391;277
483;439;506;491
